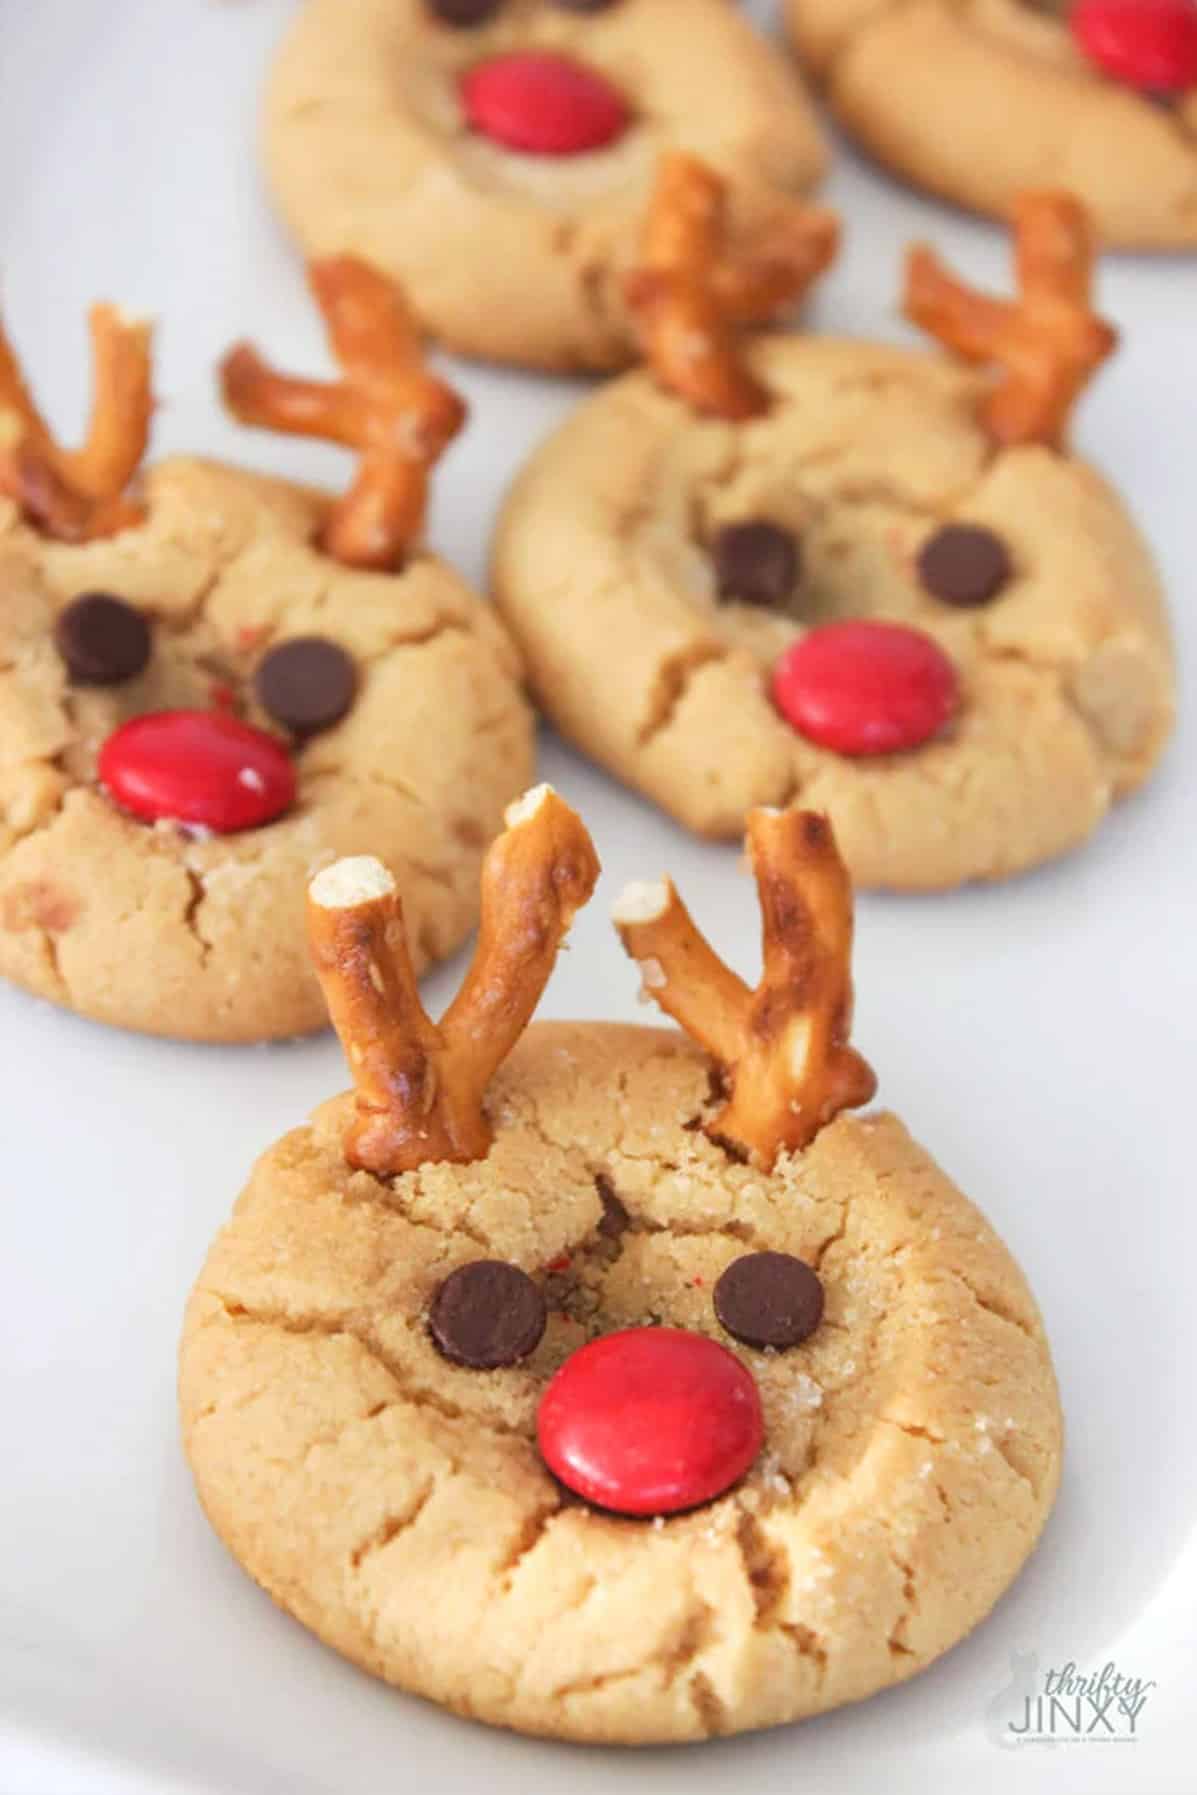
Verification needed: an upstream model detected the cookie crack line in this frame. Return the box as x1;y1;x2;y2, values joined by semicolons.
347;1475;436;1572
950;1267;1036;1342
34;912;69;1004
491;1501;568;1593
125;544;233;640
986;1427;1040;1497
411;1194;492;1251
258;1153;486;1253
361;616;476;660
811;1203;849;1271
1160;103;1197;156
688;1670;728;1738
779;1619;829;1688
885;1544;919;1659
733;1508;794;1630
181;866;212;969
550;1596;718;1707
636;641;729;748
877;1414;945;1446
209;1297;531;1442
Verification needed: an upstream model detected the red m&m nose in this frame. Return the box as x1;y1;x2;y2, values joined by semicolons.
537;1327;763;1516
99;710;296;834
1072;0;1197;92
772;620;959;757
460;52;630;156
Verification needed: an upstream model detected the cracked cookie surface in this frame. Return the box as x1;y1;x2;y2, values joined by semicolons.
0;459;533;1040
785;0;1197;247
263;0;826;372
492;337;1174;888
179;1021;1062;1744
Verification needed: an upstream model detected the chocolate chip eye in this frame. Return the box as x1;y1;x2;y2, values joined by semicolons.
711;521;801;611
713;1251;824;1350
425;0;503;25
429;1261;547;1368
54;592;152;686
917;524;1013;608
254;636;357;738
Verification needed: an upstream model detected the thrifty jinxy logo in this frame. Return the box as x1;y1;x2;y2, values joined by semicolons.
985;1654;1156;1748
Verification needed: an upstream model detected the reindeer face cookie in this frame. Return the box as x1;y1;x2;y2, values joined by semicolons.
785;0;1197;248
180;791;1061;1744
493;166;1174;889
263;0;826;371
0;266;532;1040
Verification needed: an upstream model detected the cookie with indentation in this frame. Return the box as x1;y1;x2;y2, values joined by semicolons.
784;0;1197;249
179;794;1061;1743
0;265;532;1041
262;0;826;371
493;172;1174;889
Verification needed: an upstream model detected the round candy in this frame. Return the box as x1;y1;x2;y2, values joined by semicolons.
714;1252;825;1350
772;620;959;757
1071;0;1197;92
429;1261;547;1369
99;710;296;833
917;523;1013;608
460;52;630;157
425;0;502;24
254;636;357;738
54;592;152;686
537;1327;763;1516
712;520;801;611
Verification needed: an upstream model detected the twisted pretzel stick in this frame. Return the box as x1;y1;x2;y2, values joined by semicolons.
625;153;839;420
904;191;1116;449
221;257;465;572
0;301;153;541
308;786;600;1176
614;808;875;1168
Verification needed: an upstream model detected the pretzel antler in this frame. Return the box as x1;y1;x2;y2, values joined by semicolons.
625;153;839;421
0;300;153;542
904;191;1116;449
614;809;875;1168
220;256;466;572
308;785;600;1177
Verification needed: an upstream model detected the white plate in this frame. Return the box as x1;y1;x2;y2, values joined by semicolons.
0;2;1194;1790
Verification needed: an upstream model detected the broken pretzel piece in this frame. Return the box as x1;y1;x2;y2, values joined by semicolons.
614;808;875;1169
221;256;466;573
0;300;153;542
625;153;839;421
904;190;1116;449
308;784;600;1177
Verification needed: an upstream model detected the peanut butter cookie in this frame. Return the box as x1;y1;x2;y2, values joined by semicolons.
180;792;1061;1742
0;265;532;1040
493;164;1174;887
784;0;1197;248
263;0;826;370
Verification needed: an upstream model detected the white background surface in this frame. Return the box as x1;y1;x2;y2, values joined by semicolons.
0;1;1193;1790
